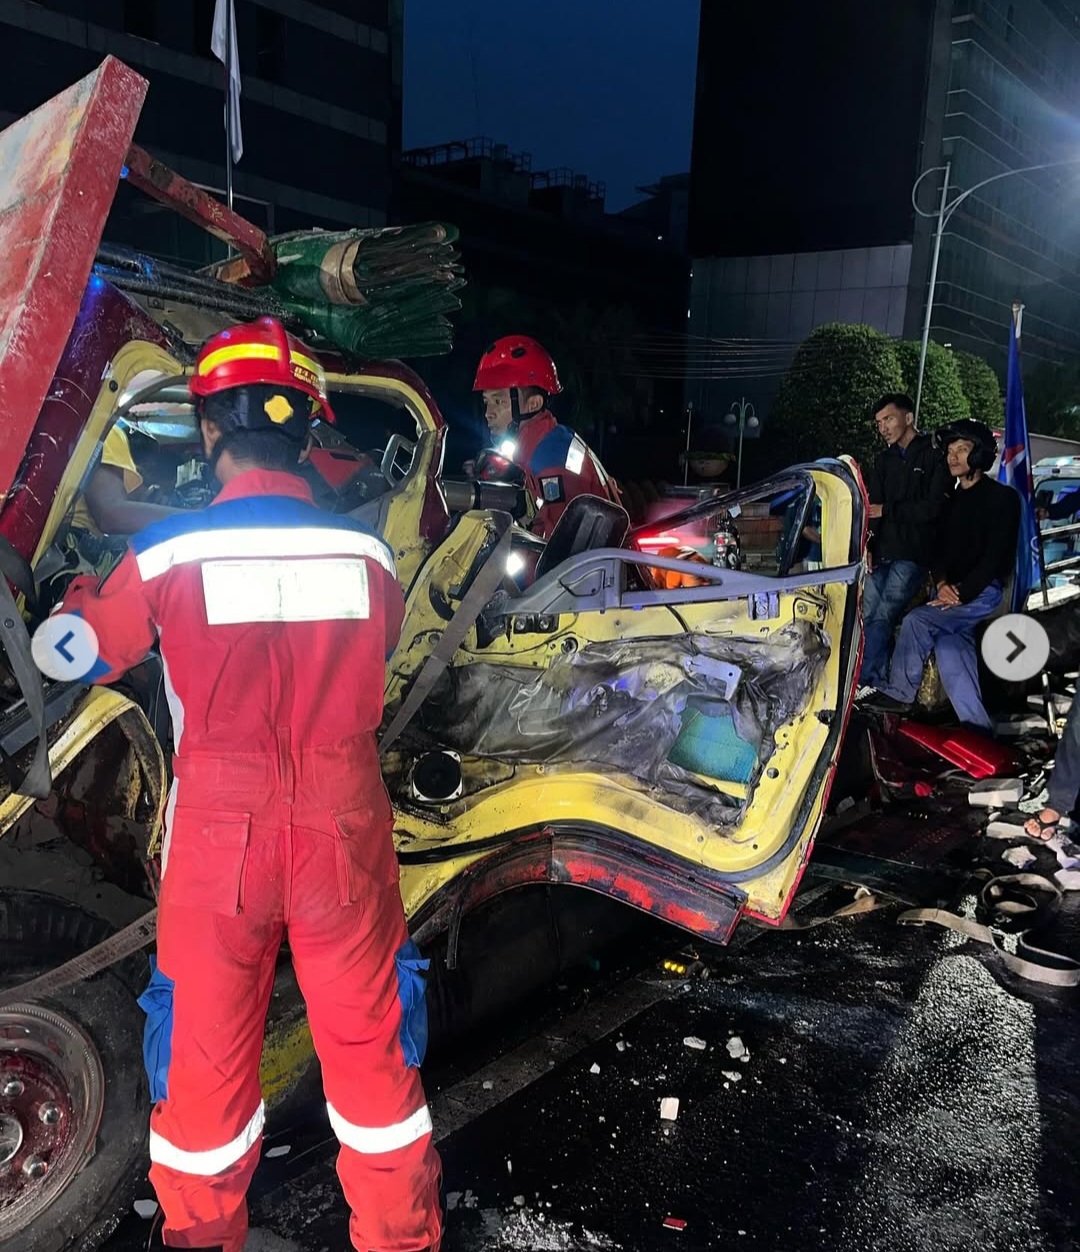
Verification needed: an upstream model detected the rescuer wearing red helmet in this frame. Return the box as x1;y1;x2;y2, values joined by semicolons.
473;334;619;538
55;317;442;1252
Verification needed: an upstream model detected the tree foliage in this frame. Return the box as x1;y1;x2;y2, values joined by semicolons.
952;350;1004;428
894;340;969;430
770;323;904;467
1024;359;1080;438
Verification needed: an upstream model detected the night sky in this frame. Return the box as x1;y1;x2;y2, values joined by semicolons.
402;0;701;212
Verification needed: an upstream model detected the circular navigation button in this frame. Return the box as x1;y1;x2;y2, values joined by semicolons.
30;614;101;681
980;613;1050;683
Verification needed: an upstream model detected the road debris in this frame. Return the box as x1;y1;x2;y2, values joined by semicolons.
987;818;1030;840
969;778;1023;807
484;1208;619;1250
483;1080;494;1090
721;1070;743;1082
726;1035;748;1059
133;1199;159;1219
682;1035;707;1051
1052;831;1080;869
265;1144;291;1159
660;1097;680;1121
1002;845;1038;870
590;1062;601;1074
662;1216;688;1231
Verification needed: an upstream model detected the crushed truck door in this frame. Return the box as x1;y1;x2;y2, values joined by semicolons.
384;459;866;947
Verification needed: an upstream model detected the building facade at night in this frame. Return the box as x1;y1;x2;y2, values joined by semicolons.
689;0;1080;421
0;0;401;261
395;137;690;479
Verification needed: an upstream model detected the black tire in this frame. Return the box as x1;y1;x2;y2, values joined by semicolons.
0;891;150;1252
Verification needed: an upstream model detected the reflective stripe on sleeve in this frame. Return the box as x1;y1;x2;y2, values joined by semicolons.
565;437;586;474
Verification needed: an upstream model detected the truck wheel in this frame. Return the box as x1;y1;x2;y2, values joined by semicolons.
0;891;150;1252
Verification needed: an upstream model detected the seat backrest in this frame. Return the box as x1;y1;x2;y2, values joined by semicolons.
534;494;630;582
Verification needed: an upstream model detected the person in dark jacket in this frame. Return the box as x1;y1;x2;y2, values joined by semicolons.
859;393;950;687
859;420;1021;732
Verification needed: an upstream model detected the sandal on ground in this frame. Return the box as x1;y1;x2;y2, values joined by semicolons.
1023;809;1062;842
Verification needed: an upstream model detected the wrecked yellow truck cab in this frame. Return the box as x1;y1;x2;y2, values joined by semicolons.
0;57;867;1252
387;462;864;951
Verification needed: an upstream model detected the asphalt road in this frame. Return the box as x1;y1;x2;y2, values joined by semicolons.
233;890;1078;1252
99;803;1080;1252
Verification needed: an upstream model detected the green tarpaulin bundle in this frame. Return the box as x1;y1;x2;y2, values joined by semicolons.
266;224;465;360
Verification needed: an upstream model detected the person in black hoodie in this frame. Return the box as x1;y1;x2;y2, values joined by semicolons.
860;420;1020;732
859;394;950;688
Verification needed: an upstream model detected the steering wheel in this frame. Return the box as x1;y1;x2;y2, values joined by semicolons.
380;433;416;487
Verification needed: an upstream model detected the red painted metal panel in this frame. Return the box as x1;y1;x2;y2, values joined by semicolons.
0;282;170;560
0;57;148;505
897;720;1015;779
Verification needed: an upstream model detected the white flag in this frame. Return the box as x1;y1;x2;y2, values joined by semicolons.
211;0;243;164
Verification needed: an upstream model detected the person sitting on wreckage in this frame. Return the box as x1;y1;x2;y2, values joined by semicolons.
857;420;1020;735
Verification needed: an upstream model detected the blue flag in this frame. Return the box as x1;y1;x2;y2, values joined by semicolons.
997;310;1040;611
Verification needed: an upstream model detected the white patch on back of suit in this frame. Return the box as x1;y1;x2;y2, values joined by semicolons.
201;557;370;624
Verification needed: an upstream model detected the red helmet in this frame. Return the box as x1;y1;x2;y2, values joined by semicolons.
189;316;336;424
472;335;562;395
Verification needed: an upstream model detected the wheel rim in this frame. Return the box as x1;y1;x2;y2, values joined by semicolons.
0;1002;106;1239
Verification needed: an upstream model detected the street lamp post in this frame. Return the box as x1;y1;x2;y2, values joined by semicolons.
911;155;1080;418
723;397;759;487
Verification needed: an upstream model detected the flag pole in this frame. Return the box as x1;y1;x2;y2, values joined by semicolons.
224;0;235;212
1015;303;1058;740
1014;302;1050;609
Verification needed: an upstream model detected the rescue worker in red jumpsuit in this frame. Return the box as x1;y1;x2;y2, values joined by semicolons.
57;317;442;1252
473;335;619;539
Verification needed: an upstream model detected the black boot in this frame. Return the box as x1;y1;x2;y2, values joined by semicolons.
147;1210;225;1251
857;690;912;715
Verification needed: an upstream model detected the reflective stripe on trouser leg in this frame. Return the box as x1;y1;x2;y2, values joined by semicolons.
150;1101;266;1174
150;816;284;1252
327;1101;433;1154
288;863;442;1252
